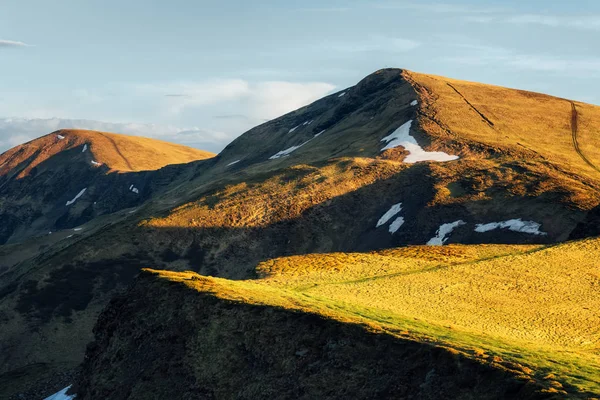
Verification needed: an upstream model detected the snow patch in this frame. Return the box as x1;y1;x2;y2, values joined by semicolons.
474;219;546;235
227;160;240;166
57;135;65;140
82;144;88;153
376;203;402;227
269;130;325;160
73;228;83;232
66;188;87;206
389;216;405;233
44;385;75;400
288;125;301;133
410;100;418;106
66;235;73;239
380;120;459;163
91;160;101;166
338;92;346;97
427;220;466;246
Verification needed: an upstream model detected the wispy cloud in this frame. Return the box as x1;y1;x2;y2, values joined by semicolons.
464;13;600;31
0;39;32;48
506;14;600;30
374;2;504;15
322;35;420;53
296;7;350;12
443;43;600;74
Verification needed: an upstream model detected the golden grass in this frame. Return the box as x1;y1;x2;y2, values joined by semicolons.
149;238;600;395
145;158;406;228
0;129;214;177
405;71;600;181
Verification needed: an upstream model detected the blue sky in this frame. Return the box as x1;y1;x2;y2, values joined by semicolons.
1;0;599;152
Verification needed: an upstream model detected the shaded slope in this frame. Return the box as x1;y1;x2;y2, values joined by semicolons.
74;267;552;400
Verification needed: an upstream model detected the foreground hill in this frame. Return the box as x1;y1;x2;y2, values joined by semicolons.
0;130;214;244
74;239;600;398
2;68;600;398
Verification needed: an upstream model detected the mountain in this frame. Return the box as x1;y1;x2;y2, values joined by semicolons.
2;69;600;399
0;129;214;245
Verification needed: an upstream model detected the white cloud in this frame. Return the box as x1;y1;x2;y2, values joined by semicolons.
136;79;335;120
0;78;336;154
0;39;31;47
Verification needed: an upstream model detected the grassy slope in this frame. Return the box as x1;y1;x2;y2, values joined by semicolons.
0;129;214;177
151;238;600;396
406;70;600;183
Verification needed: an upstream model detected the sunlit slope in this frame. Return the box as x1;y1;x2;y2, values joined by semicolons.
0;129;214;176
152;238;600;396
406;71;600;181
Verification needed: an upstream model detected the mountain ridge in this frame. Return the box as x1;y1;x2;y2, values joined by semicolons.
2;68;600;399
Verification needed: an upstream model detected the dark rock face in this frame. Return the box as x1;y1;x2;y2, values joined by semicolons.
75;272;549;400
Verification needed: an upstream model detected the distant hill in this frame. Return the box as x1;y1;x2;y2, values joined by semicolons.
2;69;600;399
0;129;214;244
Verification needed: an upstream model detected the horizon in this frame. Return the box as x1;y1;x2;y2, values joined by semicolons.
2;0;600;153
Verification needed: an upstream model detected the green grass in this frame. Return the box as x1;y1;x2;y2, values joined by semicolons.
150;239;600;396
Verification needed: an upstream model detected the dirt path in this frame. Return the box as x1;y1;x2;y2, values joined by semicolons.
446;83;495;128
98;132;134;171
570;102;600;173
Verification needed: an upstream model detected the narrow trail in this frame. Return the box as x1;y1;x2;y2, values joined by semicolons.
98;132;134;171
446;83;495;128
570;102;600;174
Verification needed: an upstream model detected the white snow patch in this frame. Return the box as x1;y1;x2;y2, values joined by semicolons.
91;160;101;166
66;188;87;206
128;209;138;214
66;235;73;239
389;216;405;233
227;160;241;166
376;203;402;227
269;130;325;160
73;228;83;232
307;120;313;125
427;220;466;246
288;125;301;133
302;120;310;126
82;144;88;153
129;184;134;190
474;219;546;235
380;120;459;163
338;92;346;97
410;100;418;106
131;187;139;194
44;385;75;400
57;135;65;140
